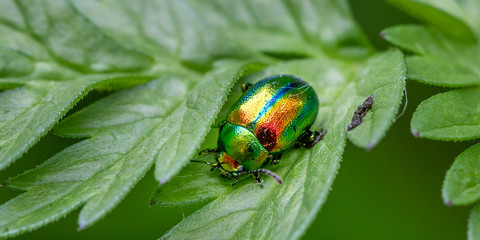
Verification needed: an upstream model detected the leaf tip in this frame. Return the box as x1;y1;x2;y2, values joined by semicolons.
444;200;452;207
1;181;7;187
379;31;386;38
149;199;156;207
159;178;169;185
366;143;375;152
413;131;420;138
77;224;87;231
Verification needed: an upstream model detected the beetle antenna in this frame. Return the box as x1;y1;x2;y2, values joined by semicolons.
190;159;218;171
239;169;282;184
190;159;203;163
257;169;283;184
198;148;220;156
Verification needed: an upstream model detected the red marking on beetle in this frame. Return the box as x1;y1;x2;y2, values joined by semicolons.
256;126;277;151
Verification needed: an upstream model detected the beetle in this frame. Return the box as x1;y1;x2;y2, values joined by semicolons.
194;74;326;186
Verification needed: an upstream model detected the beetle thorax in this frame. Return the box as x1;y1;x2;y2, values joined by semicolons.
217;122;269;171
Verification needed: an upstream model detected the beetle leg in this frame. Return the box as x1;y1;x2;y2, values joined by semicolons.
300;129;327;149
241;169;282;185
268;154;282;165
241;83;253;92
191;152;223;171
272;154;282;164
308;129;327;148
232;175;239;186
267;155;273;163
190;159;219;172
211;120;227;130
257;169;282;184
210;164;218;172
252;172;264;186
198;148;219;156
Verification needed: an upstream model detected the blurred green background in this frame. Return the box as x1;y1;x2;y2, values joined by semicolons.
0;0;475;239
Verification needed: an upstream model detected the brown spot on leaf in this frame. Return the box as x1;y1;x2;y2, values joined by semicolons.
348;94;375;131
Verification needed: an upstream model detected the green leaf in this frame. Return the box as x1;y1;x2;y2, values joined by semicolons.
15;0;153;72
388;0;478;41
346;50;406;149
469;203;480;240
152;50;405;240
382;25;480;87
443;143;480;206
0;78;94;170
201;0;373;58
0;47;34;77
386;1;480;238
70;0;256;67
72;0;372;60
405;56;480;87
411;88;480;140
0;0;155;170
0;62;254;238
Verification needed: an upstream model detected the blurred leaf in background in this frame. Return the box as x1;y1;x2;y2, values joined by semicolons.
384;0;480;239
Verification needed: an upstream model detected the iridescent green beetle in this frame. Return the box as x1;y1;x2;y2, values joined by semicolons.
195;75;326;186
